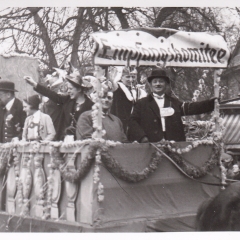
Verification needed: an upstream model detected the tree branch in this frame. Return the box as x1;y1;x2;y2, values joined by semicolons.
111;7;129;29
27;7;58;68
154;7;180;27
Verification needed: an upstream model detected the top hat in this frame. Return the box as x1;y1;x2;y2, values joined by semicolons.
66;70;92;89
147;69;170;83
0;81;18;92
23;95;41;110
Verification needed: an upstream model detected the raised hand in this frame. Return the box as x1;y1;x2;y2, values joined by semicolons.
23;76;37;87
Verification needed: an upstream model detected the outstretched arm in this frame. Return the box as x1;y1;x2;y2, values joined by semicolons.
24;76;68;104
181;98;215;116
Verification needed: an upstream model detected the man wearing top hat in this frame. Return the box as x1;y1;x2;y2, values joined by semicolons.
24;69;93;140
0;81;26;143
128;69;215;143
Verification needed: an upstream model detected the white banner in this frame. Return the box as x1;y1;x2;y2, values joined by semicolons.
91;28;230;68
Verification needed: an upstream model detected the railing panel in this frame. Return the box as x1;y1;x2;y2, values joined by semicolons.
0;141;221;231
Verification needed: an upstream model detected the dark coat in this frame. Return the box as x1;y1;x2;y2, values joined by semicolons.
34;84;93;140
128;94;215;142
111;86;134;133
0;98;26;143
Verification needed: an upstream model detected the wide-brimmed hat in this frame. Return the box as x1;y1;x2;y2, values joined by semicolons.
147;69;170;83
23;95;40;110
0;81;18;92
66;71;92;89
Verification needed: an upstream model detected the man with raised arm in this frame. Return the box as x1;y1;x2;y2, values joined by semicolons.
128;69;215;143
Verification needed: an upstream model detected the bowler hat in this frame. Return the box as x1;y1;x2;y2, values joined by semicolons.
147;69;170;83
23;95;40;110
0;81;18;92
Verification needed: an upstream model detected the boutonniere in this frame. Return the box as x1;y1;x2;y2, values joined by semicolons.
15;123;21;132
6;114;13;122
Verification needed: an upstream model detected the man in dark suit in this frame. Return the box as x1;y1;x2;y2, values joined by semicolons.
0;81;26;143
111;67;146;134
128;69;215;143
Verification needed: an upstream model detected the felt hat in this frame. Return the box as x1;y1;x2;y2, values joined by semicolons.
23;95;41;110
147;69;170;83
0;81;18;92
66;70;92;89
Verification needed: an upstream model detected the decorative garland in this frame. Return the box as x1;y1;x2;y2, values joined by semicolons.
167;145;220;178
0;136;222;210
0;138;221;185
60;144;96;183
43;145;63;220
0;148;10;176
100;149;162;183
20;151;33;216
60;139;221;184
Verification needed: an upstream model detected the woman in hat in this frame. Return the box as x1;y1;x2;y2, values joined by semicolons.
22;95;56;141
24;70;93;140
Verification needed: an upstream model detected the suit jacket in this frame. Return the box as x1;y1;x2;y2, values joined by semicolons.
111;86;133;133
128;94;215;142
22;111;56;141
34;84;93;139
0;98;26;143
111;82;147;133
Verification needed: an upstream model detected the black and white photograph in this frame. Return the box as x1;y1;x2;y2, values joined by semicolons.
0;1;239;237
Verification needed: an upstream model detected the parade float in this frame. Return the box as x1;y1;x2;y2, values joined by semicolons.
0;27;233;232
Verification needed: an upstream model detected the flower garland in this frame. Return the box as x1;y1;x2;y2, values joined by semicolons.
43;145;62;220
167;145;220;178
0;148;10;176
60;145;96;183
100;150;162;183
60;138;220;184
20;151;33;216
34;154;45;210
17;152;32;217
94;150;104;202
60;141;162;183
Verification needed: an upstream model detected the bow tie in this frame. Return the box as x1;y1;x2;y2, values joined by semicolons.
153;94;164;99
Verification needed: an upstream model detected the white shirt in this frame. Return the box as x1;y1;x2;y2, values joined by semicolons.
32;110;41;123
5;98;15;111
153;93;166;132
26;110;41;140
